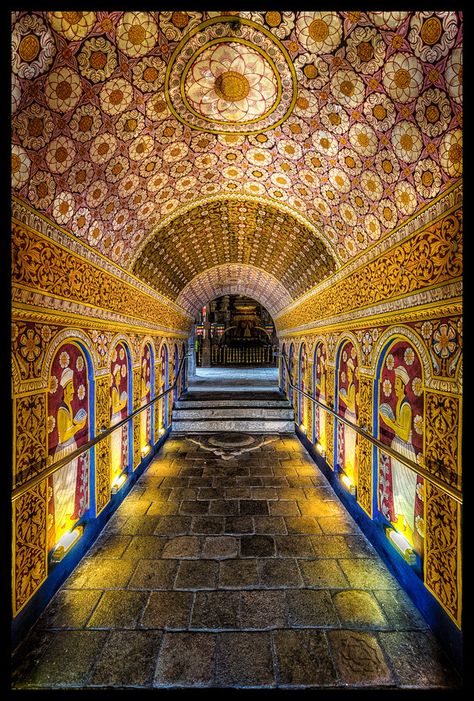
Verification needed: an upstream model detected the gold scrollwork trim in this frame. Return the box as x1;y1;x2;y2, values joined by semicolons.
12;222;191;332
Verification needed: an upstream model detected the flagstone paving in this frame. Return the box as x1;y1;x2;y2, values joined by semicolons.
11;433;461;689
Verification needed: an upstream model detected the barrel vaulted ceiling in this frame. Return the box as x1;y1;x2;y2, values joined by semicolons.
11;10;463;316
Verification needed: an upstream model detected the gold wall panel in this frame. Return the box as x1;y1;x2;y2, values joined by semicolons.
13;481;48;615
325;366;335;469
424;391;461;489
95;375;111;515
425;483;461;626
276;207;462;332
132;366;141;470
357;375;374;518
13;393;47;488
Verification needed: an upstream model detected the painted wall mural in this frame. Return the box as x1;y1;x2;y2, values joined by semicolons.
47;342;90;550
313;342;328;451
281;303;462;627
377;339;425;559
297;342;307;425
160;342;169;431
140;343;153;452
109;341;130;481
336;340;359;486
11;309;185;617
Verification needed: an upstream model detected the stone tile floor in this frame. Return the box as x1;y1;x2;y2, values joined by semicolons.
11;433;461;689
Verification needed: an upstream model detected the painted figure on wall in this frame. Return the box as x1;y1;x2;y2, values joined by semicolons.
140;344;152;451
110;342;129;481
160;343;169;430
280;343;287;395
298;343;308;426
172;344;179;403
337;341;359;484
378;340;424;557
47;343;89;549
288;343;295;408
181;342;187;394
314;342;327;450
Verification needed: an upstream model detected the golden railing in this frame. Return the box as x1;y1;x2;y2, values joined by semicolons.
279;351;462;505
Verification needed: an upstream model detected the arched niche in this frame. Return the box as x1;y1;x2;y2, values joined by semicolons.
374;334;425;567
312;340;328;451
47;338;94;551
109;340;133;482
334;338;360;486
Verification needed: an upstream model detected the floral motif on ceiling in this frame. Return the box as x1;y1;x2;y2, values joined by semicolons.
11;10;462;281
166;16;296;134
132;199;336;301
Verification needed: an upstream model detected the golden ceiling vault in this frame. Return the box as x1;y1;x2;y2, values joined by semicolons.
11;10;463;315
132;198;336;301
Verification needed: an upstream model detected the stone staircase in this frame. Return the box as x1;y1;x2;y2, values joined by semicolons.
171;389;295;434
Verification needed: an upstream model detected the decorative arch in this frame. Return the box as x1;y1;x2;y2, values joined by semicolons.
42;328;96;391
288;341;296;408
159;340;170;429
374;333;425;566
181;341;187;394
280;341;287;395
372;325;432;390
172;343;180;403
312;339;328;450
109;338;133;481
130;193;341;273
334;336;361;487
139;340;155;451
107;332;135;368
46;337;94;550
297;341;308;426
175;263;293;318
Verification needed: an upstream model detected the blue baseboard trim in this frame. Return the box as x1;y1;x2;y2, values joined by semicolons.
295;426;463;676
11;429;171;652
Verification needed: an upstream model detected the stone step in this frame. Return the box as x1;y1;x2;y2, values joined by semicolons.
172;407;294;420
179;391;286;401
174;399;292;409
171;418;295;433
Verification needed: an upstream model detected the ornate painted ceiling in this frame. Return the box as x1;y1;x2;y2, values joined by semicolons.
11;10;463;316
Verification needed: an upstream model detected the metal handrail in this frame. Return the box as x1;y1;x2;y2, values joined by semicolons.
278;351;462;505
12;353;190;502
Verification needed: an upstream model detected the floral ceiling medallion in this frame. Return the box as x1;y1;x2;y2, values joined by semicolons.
165;16;297;134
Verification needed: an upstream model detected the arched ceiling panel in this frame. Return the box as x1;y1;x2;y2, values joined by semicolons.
12;10;462;282
131;198;337;301
175;263;293;318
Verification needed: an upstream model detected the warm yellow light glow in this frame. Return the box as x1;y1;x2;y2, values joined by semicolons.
315;442;326;458
386;527;416;564
51;526;83;562
299;423;306;434
141;444;151;457
111;471;127;494
340;472;356;496
159;427;166;436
